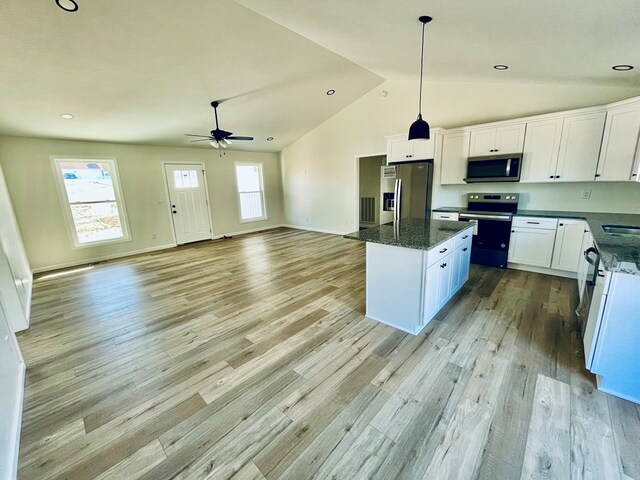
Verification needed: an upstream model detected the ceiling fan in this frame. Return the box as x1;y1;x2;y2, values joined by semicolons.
185;101;254;148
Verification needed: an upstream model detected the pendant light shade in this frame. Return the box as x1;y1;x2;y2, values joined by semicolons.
408;16;432;141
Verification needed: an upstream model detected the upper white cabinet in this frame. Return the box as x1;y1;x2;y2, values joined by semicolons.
521;111;606;183
439;130;469;185
551;219;587;272
387;131;439;164
555;111;606;182
596;100;640;182
468;123;525;157
521;118;563;183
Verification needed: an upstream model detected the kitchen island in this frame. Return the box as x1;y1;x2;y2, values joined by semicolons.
344;218;474;335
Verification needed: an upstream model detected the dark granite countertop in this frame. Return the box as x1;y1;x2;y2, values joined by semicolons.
433;207;640;275
343;218;473;251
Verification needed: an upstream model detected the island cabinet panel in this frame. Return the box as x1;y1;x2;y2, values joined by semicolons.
365;242;425;334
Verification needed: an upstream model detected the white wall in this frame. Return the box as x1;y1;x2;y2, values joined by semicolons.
281;80;640;233
0;136;284;271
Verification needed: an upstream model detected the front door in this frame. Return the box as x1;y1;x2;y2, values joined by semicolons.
164;164;212;245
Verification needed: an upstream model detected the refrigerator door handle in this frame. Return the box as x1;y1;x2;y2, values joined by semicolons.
393;178;402;223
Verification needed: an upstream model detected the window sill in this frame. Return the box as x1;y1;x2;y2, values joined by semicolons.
72;235;132;249
239;216;268;224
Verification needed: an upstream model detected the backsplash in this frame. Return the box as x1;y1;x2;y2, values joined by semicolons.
435;182;640;213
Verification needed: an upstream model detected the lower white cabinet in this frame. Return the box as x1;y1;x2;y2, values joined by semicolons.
577;229;593;302
423;236;472;325
365;226;473;335
452;241;472;291
585;271;640;404
551;219;586;272
508;217;558;268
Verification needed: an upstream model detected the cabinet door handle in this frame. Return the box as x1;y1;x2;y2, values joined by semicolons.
549;175;554;178
439;248;447;253
526;221;540;224
632;173;638;177
559;223;564;226
406;154;413;158
462;235;468;239
511;230;515;233
555;175;560;179
462;248;468;252
595;174;601;177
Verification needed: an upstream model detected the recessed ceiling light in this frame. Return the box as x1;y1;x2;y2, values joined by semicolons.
60;113;74;119
55;0;79;12
266;137;274;141
493;65;509;70
326;89;336;96
612;64;634;71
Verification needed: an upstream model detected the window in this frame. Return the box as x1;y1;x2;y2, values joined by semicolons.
52;157;130;246
234;162;267;222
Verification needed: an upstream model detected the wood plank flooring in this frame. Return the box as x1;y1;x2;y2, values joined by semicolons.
16;228;640;479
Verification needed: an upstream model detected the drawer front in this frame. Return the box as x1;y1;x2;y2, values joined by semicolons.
512;216;558;230
427;238;455;267
432;212;459;221
454;228;473;248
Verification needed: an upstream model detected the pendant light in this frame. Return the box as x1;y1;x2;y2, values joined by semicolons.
408;15;432;141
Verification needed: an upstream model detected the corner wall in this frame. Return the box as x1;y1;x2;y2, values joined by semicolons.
281;80;640;233
0;136;284;271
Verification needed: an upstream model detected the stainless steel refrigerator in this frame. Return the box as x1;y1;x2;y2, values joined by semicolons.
389;161;434;222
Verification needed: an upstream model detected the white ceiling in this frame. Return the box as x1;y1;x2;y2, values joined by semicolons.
1;0;639;152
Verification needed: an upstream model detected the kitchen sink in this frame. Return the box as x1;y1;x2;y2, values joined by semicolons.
602;225;640;235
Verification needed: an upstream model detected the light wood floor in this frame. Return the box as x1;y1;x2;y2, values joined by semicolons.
16;228;640;480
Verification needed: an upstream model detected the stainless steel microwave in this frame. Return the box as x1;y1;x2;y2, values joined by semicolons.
465;154;522;183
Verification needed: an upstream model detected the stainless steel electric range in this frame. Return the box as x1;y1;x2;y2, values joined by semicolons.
458;193;519;268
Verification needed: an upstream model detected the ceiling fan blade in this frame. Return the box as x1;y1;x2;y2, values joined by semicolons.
227;136;254;141
185;134;213;138
190;139;212;142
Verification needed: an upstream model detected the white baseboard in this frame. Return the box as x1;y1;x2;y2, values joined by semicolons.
214;224;286;238
280;224;347;236
32;243;177;274
507;262;578;280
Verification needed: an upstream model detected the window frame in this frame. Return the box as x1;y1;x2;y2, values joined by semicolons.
50;156;132;248
234;161;268;223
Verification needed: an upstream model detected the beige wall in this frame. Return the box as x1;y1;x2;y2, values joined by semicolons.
0;136;284;271
281;80;640;233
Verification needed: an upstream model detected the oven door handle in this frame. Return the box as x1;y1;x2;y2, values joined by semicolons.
584;247;599;266
459;213;512;221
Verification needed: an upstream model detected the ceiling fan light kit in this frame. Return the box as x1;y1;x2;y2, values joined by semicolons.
408;15;432;141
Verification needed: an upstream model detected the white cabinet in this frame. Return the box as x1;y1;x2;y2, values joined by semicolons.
452;239;472;292
587;272;640;403
596;101;640;182
440;131;469;184
521;112;606;183
577;229;593;302
551;219;587;272
423;231;472;325
432;211;459;221
555;111;606;182
521;118;563;183
365;226;473;335
386;132;439;164
508;217;558;267
469;123;525;157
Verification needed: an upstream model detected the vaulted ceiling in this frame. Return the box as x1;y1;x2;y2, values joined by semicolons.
1;0;638;152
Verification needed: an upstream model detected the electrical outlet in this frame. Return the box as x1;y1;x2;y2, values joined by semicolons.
581;189;592;199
